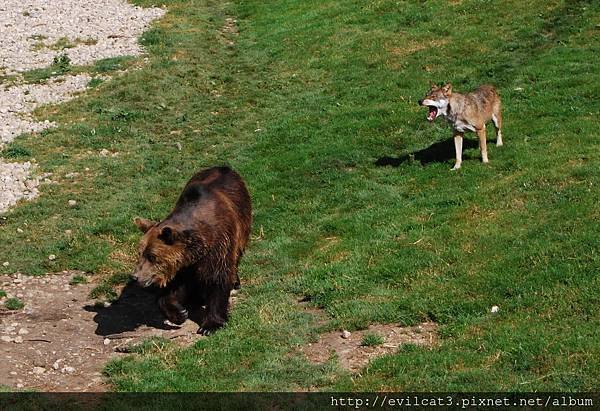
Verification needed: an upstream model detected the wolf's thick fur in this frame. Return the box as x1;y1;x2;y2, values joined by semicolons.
419;83;503;170
132;166;252;335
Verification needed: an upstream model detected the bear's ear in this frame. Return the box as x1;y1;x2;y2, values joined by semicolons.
134;217;156;233
441;83;452;95
158;226;178;245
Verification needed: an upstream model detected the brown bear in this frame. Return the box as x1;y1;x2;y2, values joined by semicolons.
132;166;252;335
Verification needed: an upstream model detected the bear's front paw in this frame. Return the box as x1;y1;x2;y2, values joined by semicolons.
197;319;224;336
167;308;188;325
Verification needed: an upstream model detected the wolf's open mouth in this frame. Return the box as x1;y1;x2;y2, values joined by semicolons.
427;106;437;121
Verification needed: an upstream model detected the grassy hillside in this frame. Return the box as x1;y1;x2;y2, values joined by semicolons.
1;0;598;391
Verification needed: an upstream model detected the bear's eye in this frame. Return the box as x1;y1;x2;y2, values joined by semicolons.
145;253;156;264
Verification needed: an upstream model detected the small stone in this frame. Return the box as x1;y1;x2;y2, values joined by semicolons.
17;328;28;335
341;330;351;339
491;305;500;314
64;230;72;236
1;336;13;343
2;262;8;267
16;228;24;233
52;359;62;370
16;384;23;389
48;254;56;261
67;200;77;207
103;338;110;345
62;366;75;373
32;366;45;375
14;336;23;344
99;149;110;157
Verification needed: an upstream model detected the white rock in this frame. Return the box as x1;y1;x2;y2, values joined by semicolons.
67;199;77;207
341;330;351;339
18;328;29;335
14;336;23;344
2;262;8;267
32;366;45;374
1;336;13;343
103;338;111;345
62;366;75;373
491;305;500;313
48;254;56;261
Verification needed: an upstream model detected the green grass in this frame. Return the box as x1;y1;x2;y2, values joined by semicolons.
69;274;88;285
361;333;384;347
0;0;598;391
4;298;24;311
0;290;6;298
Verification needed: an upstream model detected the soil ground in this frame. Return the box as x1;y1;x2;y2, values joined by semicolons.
0;272;206;392
301;322;438;372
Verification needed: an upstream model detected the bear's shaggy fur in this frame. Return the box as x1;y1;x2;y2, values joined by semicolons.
132;166;252;335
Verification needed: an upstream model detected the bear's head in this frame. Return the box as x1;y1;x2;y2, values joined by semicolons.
132;217;194;288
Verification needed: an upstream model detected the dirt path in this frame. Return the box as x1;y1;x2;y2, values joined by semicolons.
0;272;204;391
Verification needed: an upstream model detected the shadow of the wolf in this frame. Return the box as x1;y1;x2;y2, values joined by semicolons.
85;281;207;336
375;137;478;167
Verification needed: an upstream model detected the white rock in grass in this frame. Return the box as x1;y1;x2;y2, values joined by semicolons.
491;305;499;314
341;330;351;339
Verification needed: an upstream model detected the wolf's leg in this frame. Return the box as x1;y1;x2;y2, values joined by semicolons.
492;109;503;146
452;132;463;170
477;127;489;163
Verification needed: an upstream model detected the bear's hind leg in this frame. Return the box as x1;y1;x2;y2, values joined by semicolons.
198;284;231;335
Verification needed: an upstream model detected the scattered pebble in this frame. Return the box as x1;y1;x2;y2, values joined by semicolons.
341;330;351;339
491;305;500;314
32;366;46;375
68;199;77;207
48;254;56;261
2;262;9;267
103;338;110;346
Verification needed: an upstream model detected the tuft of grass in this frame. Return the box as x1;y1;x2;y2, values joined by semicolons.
0;290;6;298
361;332;384;347
2;145;32;159
4;298;24;311
88;78;104;88
69;274;88;285
52;53;71;73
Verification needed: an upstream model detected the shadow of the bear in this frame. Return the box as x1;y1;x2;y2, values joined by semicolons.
84;281;207;337
374;137;479;167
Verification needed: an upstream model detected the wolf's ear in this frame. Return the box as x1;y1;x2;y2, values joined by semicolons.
158;226;178;245
441;83;452;94
134;217;156;233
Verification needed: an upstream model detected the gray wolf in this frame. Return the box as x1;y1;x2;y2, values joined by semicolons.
418;83;503;170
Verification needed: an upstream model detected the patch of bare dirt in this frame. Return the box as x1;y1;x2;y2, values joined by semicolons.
301;322;438;372
0;272;229;392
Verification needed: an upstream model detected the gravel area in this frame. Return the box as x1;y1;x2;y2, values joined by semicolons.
0;0;165;214
0;74;91;145
0;0;165;74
